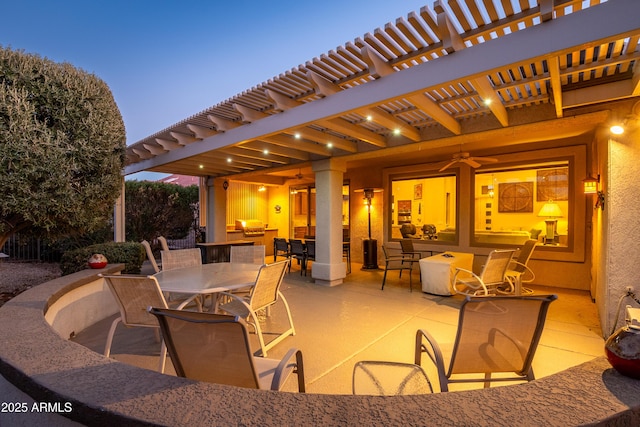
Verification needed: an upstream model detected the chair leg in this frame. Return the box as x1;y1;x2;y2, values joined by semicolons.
104;317;122;357
381;268;388;290
158;340;167;373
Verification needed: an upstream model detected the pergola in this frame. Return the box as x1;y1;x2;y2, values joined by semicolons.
124;0;640;182
122;0;640;332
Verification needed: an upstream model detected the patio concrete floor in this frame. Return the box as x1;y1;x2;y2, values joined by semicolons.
72;259;604;395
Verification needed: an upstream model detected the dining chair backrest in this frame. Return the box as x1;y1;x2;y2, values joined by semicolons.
149;308;262;388
102;275;167;327
141;240;160;273
289;239;305;257
449;294;557;378
161;248;202;271
249;260;289;312
477;249;515;286
511;239;538;275
158;236;170;252
399;238;415;254
231;245;265;265
305;240;316;259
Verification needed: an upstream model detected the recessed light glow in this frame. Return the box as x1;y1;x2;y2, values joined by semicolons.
227;157;232;163
263;149;269;155
327;142;333;148
393;129;401;136
294;133;301;139
484;98;492;106
199;164;204;169
366;115;373;121
610;124;624;135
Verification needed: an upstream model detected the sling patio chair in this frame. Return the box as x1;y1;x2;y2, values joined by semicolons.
217;259;294;357
160;248;204;310
149;307;305;392
100;274;169;373
415;294;557;392
352;360;433;396
141;240;160;274
503;239;538;295
230;245;265;265
452;249;515;296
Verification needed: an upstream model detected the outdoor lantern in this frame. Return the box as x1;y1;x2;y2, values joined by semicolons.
583;175;599;194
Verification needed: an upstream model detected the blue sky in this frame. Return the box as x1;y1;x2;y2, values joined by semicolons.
2;0;428;178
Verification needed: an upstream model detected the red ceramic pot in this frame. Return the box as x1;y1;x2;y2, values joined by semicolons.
605;326;640;379
88;253;108;269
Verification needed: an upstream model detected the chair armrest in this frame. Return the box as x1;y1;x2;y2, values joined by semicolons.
507;261;535;282
271;348;305;392
415;329;448;392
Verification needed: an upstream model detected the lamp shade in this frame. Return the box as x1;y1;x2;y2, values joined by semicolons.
538;202;563;218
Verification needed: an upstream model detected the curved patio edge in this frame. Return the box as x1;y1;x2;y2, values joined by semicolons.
1;268;640;426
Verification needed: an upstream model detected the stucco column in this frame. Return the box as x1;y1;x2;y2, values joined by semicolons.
205;177;228;243
311;158;347;286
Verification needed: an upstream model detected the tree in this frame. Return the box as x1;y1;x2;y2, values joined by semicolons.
0;47;125;248
124;180;199;246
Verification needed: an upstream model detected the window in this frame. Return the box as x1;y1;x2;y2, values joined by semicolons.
474;161;570;247
390;175;457;241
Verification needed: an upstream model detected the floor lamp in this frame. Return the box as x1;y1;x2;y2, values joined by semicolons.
538;201;563;245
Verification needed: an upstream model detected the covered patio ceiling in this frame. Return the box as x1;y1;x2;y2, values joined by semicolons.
124;0;640;184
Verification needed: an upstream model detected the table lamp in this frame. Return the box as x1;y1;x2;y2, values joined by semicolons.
538;201;563;245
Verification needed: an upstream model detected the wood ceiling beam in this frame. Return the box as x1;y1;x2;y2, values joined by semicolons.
155;138;182;150
263;134;331;156
207;115;241;131
286;128;357;152
241;140;310;161
218;146;290;165
406;93;461;135
472;76;509;127
186;124;217;139
548;56;564;118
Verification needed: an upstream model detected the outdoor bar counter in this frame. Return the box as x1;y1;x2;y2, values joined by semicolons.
1;266;640;426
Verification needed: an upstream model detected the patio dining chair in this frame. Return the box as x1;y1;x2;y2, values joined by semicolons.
273;238;292;263
503;239;538;295
218;259;294;356
381;245;419;292
231;245;265;265
352;361;432;396
141;240;160;273
158;236;170;252
303;240;316;276
148;307;305;392
100;274;169;373
415;294;557;392
289;239;306;274
161;248;203;309
452;249;515;296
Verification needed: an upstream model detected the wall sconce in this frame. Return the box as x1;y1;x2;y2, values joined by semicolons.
258;185;266;192
538;201;563;245
582;174;599;194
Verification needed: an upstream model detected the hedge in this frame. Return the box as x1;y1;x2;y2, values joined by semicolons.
60;242;145;275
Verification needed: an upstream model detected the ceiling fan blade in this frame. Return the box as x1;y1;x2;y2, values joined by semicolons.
464;158;482;168
438;160;457;172
474;156;498;163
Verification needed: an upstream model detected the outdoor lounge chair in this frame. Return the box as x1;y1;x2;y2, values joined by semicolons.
452;249;515;296
100;274;169;373
415;294;557;392
218;259;294;357
149;307;305;392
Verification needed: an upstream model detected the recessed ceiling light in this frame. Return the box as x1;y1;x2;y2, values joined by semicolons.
227;157;232;163
263;149;269;155
393;129;401;135
610;124;624;135
327;142;333;148
294;133;301;139
199;164;204;169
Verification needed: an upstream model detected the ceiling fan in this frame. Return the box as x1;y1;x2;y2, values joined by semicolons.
438;151;498;172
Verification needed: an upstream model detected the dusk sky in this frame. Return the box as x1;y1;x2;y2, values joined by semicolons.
2;1;429;148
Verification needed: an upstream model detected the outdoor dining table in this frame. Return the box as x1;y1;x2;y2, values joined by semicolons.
153;262;261;309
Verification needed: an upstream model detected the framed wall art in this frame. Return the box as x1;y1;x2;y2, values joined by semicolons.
498;182;534;213
537;167;568;201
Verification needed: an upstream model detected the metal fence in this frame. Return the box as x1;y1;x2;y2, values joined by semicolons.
1;235;60;263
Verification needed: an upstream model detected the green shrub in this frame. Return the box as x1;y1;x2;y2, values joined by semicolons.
60;242;145;275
